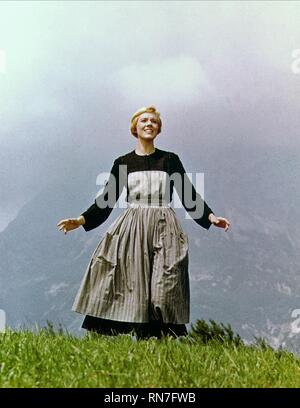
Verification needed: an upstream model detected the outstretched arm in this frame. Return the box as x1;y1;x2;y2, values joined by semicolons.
57;156;125;234
80;156;125;231
171;153;230;232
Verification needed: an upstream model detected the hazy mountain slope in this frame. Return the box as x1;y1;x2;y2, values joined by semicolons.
1;143;299;351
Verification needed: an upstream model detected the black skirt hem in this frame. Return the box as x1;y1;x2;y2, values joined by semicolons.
82;315;188;339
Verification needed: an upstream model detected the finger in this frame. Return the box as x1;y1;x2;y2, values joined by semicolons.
57;220;67;226
58;219;72;226
219;217;229;223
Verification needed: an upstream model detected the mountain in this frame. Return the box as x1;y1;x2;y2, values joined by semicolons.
1;143;300;352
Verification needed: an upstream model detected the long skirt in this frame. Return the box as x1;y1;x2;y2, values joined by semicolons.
72;204;190;338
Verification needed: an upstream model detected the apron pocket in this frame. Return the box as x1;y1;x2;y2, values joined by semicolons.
95;232;119;266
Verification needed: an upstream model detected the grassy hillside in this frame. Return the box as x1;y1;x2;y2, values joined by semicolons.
1;320;300;388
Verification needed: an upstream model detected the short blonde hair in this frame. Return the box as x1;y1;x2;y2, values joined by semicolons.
130;105;162;138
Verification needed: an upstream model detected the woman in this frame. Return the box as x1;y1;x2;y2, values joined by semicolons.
57;106;230;339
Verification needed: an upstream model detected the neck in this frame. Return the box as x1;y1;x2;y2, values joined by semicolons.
135;139;156;155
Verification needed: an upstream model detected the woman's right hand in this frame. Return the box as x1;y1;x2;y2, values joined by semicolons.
57;216;85;235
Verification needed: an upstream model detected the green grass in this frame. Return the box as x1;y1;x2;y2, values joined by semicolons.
1;323;300;387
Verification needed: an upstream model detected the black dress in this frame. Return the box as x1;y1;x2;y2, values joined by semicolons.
72;148;214;338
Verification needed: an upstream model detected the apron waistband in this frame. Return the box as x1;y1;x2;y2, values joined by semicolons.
128;200;171;208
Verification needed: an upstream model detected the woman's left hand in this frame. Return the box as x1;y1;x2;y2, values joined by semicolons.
208;214;231;232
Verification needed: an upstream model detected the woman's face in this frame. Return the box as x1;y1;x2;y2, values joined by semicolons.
136;112;159;140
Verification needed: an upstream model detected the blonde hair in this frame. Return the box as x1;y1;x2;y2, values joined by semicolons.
130;105;162;138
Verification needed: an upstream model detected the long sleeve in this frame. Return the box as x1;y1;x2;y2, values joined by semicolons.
80;156;125;232
171;153;214;230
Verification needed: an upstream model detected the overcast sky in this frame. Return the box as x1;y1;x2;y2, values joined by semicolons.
1;1;300;231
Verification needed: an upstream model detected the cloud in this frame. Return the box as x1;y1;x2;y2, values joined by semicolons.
0;49;6;74
109;55;215;107
1;1;300;232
